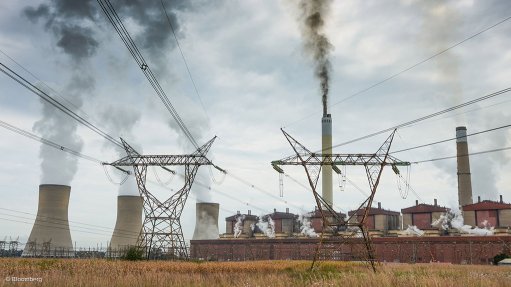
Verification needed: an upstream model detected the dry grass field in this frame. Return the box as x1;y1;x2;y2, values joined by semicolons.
0;259;510;287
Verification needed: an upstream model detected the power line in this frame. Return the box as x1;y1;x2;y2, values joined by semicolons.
0;48;86;117
391;123;511;154
313;87;511;153
0;119;103;164
160;0;210;121
96;0;199;149
284;14;511;128
0;117;294;218
414;146;511;164
0;62;123;149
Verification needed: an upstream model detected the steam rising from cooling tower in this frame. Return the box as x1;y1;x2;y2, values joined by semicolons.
109;195;143;250
297;0;333;116
23;185;73;257
23;0;195;186
192;203;219;240
24;1;99;185
456;126;473;209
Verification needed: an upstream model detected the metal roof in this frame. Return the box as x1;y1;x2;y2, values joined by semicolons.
348;206;400;216
462;200;511;211
401;203;449;213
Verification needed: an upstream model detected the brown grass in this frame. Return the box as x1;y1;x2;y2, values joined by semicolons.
0;259;510;287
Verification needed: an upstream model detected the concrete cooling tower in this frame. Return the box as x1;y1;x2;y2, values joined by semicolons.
456;126;473;209
109;195;143;250
192;203;220;240
23;184;73;257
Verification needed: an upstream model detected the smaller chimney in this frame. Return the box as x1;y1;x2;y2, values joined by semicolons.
378;202;381;209
500;195;503;203
286;208;289;213
415;200;418;206
237;210;240;215
274;208;276;213
478;196;481;203
434;199;437;206
248;210;251;215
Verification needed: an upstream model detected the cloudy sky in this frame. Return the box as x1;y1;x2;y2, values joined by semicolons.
1;0;511;247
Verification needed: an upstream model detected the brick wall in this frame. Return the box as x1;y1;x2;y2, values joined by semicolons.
190;236;511;264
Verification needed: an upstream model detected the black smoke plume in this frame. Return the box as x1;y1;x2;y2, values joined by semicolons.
297;0;333;116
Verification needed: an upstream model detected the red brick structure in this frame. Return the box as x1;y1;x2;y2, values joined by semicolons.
348;202;400;231
190;236;511;264
225;211;258;237
308;208;345;233
462;195;511;228
401;200;449;230
262;208;298;235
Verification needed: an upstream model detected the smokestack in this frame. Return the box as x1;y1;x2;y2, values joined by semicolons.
109;195;143;251
416;200;418;206
23;184;73;257
322;114;333;208
378;202;381;209
434;199;437;206
500;195;503;203
192;203;219;240
478;196;481;203
456;126;473;209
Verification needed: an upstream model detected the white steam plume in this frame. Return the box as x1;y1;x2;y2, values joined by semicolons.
299;214;318;238
431;210;494;236
233;215;244;238
404;225;425;236
256;216;275;238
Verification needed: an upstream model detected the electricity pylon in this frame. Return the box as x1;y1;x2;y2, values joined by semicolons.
105;137;222;259
271;129;410;271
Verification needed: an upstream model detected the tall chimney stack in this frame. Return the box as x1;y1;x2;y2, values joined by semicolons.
322;114;333;207
456;126;473;209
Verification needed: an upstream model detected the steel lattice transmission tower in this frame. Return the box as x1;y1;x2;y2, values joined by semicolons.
105;136;220;259
271;129;410;271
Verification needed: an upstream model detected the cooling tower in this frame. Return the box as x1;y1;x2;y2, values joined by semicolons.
109;195;143;250
456;126;473;209
22;184;73;256
322;114;333;207
192;202;220;240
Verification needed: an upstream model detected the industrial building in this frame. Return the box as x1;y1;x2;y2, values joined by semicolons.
308;208;345;233
348;202;400;232
401;199;449;230
224;211;258;238
462;195;511;228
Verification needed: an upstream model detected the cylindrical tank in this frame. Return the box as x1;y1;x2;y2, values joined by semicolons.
109;195;143;250
322;114;333;207
22;184;73;257
456;126;473;209
192;202;219;240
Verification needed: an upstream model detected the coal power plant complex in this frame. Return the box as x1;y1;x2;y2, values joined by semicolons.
2;3;511;283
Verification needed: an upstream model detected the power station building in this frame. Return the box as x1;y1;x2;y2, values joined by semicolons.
348;202;400;231
462;195;511;228
401;199;449;230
